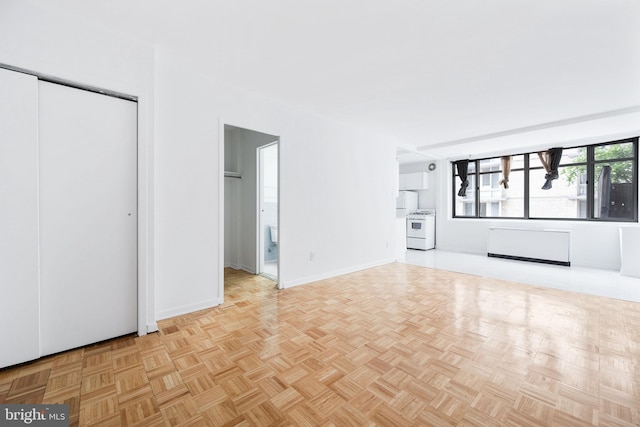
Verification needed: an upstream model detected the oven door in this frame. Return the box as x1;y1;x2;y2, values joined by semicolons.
406;219;426;238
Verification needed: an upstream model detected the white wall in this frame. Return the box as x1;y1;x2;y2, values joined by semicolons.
154;47;397;317
435;161;635;270
0;2;153;96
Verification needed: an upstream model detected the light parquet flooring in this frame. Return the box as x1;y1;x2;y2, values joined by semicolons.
1;263;640;426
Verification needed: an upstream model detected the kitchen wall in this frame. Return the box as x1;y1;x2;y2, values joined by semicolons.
399;162;439;209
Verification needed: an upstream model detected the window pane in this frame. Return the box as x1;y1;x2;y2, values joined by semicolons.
479;202;501;216
508;155;525;170
595;142;633;161
467;162;476;174
530;147;585;169
559;147;585;165
479;155;525;171
594;161;634;219
530;165;587;218
479;170;524;217
454;161;475;175
529;153;543;169
479;158;500;172
455;174;475;216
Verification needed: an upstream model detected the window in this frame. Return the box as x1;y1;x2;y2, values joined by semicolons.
452;138;638;221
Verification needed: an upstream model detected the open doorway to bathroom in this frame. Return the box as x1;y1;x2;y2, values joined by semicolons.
223;125;279;293
258;142;278;281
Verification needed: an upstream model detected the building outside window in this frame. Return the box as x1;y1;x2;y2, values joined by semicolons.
452;138;638;221
529;147;586;219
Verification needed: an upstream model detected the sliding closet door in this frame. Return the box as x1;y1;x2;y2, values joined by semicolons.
0;69;40;368
39;81;138;356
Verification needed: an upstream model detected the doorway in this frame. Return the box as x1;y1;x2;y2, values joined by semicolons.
258;142;279;281
222;125;280;296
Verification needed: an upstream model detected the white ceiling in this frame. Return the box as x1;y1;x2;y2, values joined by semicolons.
25;0;640;160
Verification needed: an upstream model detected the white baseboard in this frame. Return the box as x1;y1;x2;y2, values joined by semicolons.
240;264;256;274
146;322;159;334
156;298;221;321
281;257;396;289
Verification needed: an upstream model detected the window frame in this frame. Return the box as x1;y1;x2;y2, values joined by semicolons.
452;137;638;222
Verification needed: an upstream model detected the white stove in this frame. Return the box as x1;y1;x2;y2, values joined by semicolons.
407;209;435;220
407;209;435;250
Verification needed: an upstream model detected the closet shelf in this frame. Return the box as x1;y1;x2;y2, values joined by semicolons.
224;171;242;179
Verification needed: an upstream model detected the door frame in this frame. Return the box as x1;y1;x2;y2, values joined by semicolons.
257;141;279;280
219;119;283;304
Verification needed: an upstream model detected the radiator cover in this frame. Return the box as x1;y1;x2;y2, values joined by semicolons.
487;227;571;266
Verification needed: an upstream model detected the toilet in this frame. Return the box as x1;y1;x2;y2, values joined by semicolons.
269;225;278;244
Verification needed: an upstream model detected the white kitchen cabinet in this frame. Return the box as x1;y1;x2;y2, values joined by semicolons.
400;172;428;190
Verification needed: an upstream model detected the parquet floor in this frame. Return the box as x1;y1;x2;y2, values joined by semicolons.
1;263;639;426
